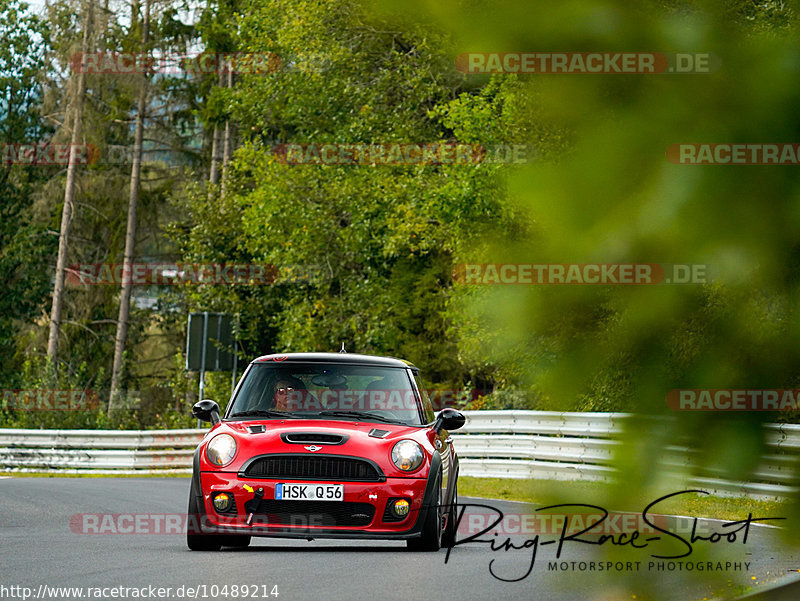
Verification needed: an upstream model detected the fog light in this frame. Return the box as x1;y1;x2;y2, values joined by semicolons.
392;499;410;517
213;492;232;512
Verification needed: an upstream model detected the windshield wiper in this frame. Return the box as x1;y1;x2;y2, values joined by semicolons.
228;410;300;419
311;410;408;424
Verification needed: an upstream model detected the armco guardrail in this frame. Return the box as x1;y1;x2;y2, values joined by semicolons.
0;429;204;474
454;411;624;481
1;412;798;498
455;412;800;499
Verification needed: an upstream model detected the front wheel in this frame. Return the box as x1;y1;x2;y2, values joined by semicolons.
186;478;222;551
407;472;443;552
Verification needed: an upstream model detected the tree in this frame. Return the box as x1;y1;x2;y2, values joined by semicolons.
47;0;94;367
167;0;527;388
109;0;151;413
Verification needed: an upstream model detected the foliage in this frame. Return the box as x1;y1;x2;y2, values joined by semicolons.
0;0;55;389
4;0;800;438
168;0;527;390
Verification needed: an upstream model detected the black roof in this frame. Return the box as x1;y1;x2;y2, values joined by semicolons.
251;352;416;369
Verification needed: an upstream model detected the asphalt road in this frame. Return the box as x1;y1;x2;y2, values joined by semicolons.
0;477;797;601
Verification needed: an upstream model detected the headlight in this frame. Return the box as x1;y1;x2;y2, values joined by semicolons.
206;433;237;467
391;440;424;472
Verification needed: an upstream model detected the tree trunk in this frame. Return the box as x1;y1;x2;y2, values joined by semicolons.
208;63;227;184
221;66;235;196
47;0;95;368
108;0;151;414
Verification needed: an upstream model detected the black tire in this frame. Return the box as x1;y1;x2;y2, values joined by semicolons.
442;479;458;548
186;479;222;551
407;472;443;552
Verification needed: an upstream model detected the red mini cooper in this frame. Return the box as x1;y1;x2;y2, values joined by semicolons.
187;352;465;551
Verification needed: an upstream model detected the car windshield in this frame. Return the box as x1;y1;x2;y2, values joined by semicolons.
226;363;424;425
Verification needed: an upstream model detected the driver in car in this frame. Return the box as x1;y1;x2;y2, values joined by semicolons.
272;377;300;411
271;376;319;411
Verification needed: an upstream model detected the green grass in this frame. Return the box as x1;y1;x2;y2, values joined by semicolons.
458;477;792;522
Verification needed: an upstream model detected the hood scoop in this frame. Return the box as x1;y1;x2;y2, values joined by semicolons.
248;425;266;434
281;432;347;445
368;428;390;439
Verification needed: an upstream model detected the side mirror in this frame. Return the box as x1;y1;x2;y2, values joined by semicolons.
192;399;221;425
433;408;465;433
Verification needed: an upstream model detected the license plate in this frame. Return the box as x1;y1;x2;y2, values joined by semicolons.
275;483;344;501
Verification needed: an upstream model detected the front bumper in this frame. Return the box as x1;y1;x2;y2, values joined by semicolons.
193;471;433;539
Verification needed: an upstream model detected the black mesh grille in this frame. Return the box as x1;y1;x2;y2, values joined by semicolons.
251;500;375;527
242;455;384;481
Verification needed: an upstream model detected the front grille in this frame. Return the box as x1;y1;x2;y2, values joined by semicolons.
242;454;384;482
251;500;375;527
